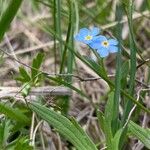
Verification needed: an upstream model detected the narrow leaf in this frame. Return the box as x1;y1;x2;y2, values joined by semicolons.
31;52;44;81
29;102;97;150
104;92;114;148
121;61;129;89
128;121;150;149
0;120;12;148
0;0;23;41
0;103;30;124
19;67;31;82
96;109;105;133
111;129;123;150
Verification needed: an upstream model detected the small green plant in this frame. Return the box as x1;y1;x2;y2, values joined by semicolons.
16;52;44;97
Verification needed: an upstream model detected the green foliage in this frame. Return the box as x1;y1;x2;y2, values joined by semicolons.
129;121;150;149
96;109;105;134
0;120;12;149
9;137;33;150
0;0;23;41
121;61;129;89
21;83;31;97
111;129;123;150
18;67;31;82
103;92;114;148
122;0;137;125
31;52;44;84
0;103;30;124
29;102;97;150
16;52;44;97
98;92;123;150
0;119;32;150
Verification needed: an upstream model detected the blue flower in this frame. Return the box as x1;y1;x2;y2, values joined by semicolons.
89;36;119;57
74;27;100;44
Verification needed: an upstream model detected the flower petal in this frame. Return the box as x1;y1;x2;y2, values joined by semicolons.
89;41;100;49
97;47;109;58
89;35;107;49
108;39;118;45
78;28;89;36
82;39;93;44
108;46;118;53
90;27;100;36
74;34;84;41
93;35;107;42
92;35;105;42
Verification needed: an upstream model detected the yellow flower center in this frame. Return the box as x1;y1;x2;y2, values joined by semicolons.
85;35;92;40
102;41;109;47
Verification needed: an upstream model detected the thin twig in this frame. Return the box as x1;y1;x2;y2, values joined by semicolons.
31;120;43;146
101;10;150;30
4;34;20;68
136;58;150;69
123;88;150;128
1;48;149;89
0;86;72;98
30;113;35;146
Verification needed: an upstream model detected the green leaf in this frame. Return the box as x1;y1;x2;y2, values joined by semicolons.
122;0;137;125
0;103;30;124
15;67;31;83
0;0;23;41
0;120;12;149
31;52;44;82
5;136;33;150
21;83;31;97
104;92;114;128
18;67;31;82
70;117;97;144
11;137;33;150
29;102;97;150
103;92;114;148
111;3;123;134
128;121;150;149
112;48;122;134
15;77;27;83
96;109;105;133
121;61;129;89
111;128;123;150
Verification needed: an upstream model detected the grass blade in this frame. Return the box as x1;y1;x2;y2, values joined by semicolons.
122;0;137;125
53;0;63;60
111;4;123;134
0;0;23;41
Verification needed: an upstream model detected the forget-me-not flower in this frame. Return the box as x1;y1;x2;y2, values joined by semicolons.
74;27;100;44
89;35;119;57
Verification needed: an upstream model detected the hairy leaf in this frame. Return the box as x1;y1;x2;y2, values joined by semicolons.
29;102;97;150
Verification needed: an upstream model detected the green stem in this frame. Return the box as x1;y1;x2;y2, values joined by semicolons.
53;0;63;72
111;4;123;135
122;0;137;125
